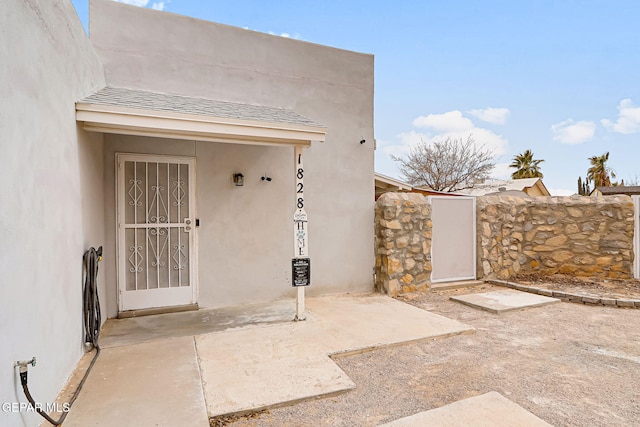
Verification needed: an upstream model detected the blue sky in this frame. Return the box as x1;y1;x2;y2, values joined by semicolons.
71;0;640;195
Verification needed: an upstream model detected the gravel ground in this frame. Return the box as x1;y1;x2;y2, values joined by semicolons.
513;273;640;299
217;284;640;427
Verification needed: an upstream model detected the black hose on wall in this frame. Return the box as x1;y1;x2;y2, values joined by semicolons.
83;246;102;349
19;246;103;426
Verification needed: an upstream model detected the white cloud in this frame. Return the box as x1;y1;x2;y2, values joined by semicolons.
382;109;511;179
382;130;423;158
491;162;512;180
112;0;168;10
386;129;509;158
412;110;474;132
468;107;510;125
113;0;149;6
601;98;640;134
547;188;575;196
450;127;508;156
551;119;596;144
267;31;300;39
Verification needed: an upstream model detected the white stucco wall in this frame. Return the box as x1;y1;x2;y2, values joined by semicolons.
0;1;105;425
91;0;375;313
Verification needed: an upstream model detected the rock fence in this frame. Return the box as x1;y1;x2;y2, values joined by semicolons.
374;193;432;297
478;195;635;279
374;193;636;296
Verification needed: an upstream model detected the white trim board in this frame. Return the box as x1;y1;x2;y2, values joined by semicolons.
77;104;326;147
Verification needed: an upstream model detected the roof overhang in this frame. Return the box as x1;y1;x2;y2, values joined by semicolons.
374;173;413;191
529;179;551;196
76;103;326;147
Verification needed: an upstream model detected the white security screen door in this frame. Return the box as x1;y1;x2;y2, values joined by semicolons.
430;196;476;283
117;154;196;311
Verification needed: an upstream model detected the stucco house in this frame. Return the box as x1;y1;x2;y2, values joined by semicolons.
374;173;414;199
590;186;640;197
1;1;374;425
374;173;464;200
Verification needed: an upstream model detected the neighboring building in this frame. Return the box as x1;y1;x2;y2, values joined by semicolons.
375;173;413;199
591;186;640;197
1;1;374;424
374;173;464;200
453;178;551;197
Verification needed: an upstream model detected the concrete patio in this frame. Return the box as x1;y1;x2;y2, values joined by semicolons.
61;294;474;426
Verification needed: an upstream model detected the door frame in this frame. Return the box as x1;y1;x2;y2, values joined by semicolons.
115;153;199;313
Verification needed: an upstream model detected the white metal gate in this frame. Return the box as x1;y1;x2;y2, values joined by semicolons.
430;196;476;283
117;154;197;311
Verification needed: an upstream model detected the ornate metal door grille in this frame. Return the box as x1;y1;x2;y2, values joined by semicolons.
117;155;195;311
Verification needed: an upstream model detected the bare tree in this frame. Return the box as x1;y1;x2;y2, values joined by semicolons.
391;135;495;192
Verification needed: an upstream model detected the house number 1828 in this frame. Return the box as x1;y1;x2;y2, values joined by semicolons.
294;151;308;257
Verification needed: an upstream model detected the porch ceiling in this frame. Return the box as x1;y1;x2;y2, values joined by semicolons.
76;87;326;147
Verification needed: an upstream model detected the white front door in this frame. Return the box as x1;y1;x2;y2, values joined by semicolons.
117;154;197;311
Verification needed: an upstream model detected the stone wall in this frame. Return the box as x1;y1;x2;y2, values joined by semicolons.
375;193;432;296
478;195;635;279
374;193;636;297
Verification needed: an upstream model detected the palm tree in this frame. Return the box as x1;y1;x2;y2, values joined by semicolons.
587;152;616;187
509;149;544;179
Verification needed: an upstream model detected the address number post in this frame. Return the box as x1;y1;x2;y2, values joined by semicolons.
293;145;308;321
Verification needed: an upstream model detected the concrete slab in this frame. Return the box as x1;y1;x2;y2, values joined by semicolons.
450;289;560;313
100;299;295;348
196;321;356;416
306;294;475;354
63;336;208;427
379;391;552;427
198;294;474;417
61;294;473;422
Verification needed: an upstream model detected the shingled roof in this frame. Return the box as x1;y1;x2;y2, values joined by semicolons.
452;178;550;197
593;186;640;196
76;86;327;146
78;86;324;128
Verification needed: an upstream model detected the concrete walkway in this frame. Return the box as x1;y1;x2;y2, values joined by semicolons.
62;294;473;426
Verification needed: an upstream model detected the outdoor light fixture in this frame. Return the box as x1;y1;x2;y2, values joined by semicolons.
261;175;272;182
233;173;244;186
360;138;366;144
